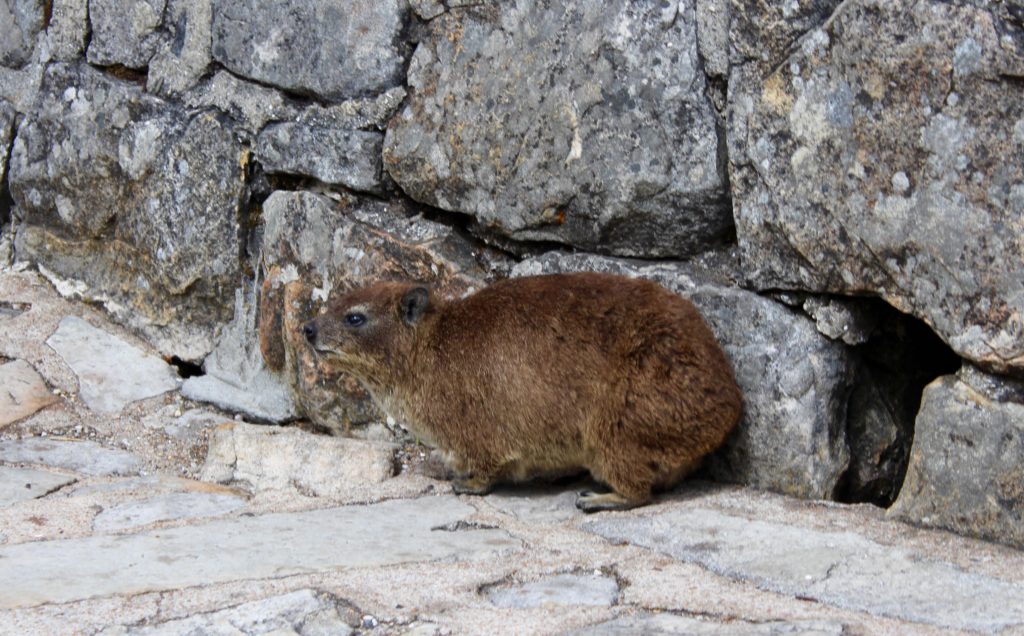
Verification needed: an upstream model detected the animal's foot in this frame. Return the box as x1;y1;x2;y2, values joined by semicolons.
575;490;643;513
451;476;494;496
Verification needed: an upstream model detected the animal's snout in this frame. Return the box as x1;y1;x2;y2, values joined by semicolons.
302;321;318;345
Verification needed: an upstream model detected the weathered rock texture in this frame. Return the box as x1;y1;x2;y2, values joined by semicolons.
0;0;46;69
512;252;854;499
384;0;731;257
211;0;410;101
891;366;1024;549
258;190;509;432
86;0;166;69
728;0;1024;374
10;63;245;359
201;422;395;499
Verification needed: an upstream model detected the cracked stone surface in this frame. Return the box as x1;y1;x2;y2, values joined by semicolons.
585;507;1024;633
97;589;356;635
0;496;518;609
0;466;75;506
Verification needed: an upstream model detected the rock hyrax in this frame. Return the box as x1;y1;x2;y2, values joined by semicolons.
302;272;742;511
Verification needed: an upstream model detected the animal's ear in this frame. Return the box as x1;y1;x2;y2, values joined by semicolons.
400;286;430;326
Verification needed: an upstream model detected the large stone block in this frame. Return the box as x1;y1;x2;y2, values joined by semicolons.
86;0;166;68
146;0;213;97
256;124;384;194
384;0;730;258
728;0;1024;374
891;366;1024;549
10;63;245;359
512;252;854;500
258;190;510;434
210;0;410;101
0;0;46;69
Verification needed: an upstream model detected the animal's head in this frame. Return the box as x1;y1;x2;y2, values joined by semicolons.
302;282;433;384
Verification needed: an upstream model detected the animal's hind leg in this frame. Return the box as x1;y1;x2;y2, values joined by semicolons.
575;489;646;512
576;453;654;513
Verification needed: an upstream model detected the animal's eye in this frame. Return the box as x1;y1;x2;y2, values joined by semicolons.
344;312;367;327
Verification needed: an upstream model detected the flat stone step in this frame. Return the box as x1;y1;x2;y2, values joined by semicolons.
0;496;518;609
585;507;1024;633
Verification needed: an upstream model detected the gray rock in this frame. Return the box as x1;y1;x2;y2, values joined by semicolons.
200;422;395;498
11;63;245;360
727;0;1024;374
0;57;42;116
512;252;853;500
585;507;1024;633
99;589;355;636
800;296;878;346
86;0;166;68
0;439;142;477
571;615;845;636
256;124;384;193
93;491;246;532
294;86;406;131
183;70;297;133
43;0;90;62
0;0;45;69
384;1;730;258
211;0;409;101
0;359;58;427
409;0;445;21
258;190;508;434
146;0;212;96
46;316;180;414
890;366;1024;549
485;573;618;609
0;466;75;506
181;286;297;423
0;496;519;609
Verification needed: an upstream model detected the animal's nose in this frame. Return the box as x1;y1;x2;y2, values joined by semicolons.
302;321;317;344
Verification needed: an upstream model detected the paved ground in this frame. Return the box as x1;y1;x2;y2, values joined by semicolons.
2;267;1023;636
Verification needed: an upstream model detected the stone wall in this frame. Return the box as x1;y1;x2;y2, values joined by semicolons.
1;0;1021;548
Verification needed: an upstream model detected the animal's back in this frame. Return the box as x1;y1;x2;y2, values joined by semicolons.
407;272;742;509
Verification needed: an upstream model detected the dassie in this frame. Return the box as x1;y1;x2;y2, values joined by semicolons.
302;272;742;511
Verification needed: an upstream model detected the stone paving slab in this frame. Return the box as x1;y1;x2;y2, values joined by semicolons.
0;466;75;506
0;495;519;609
46;316;180;414
571;614;846;635
0;359;59;427
0;438;142;476
93;491;248;532
486;573;620;609
97;589;355;636
585;507;1024;633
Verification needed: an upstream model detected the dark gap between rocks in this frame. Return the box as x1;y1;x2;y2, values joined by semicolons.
168;356;204;379
836;302;960;508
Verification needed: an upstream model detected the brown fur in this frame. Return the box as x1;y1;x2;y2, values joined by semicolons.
303;272;742;511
